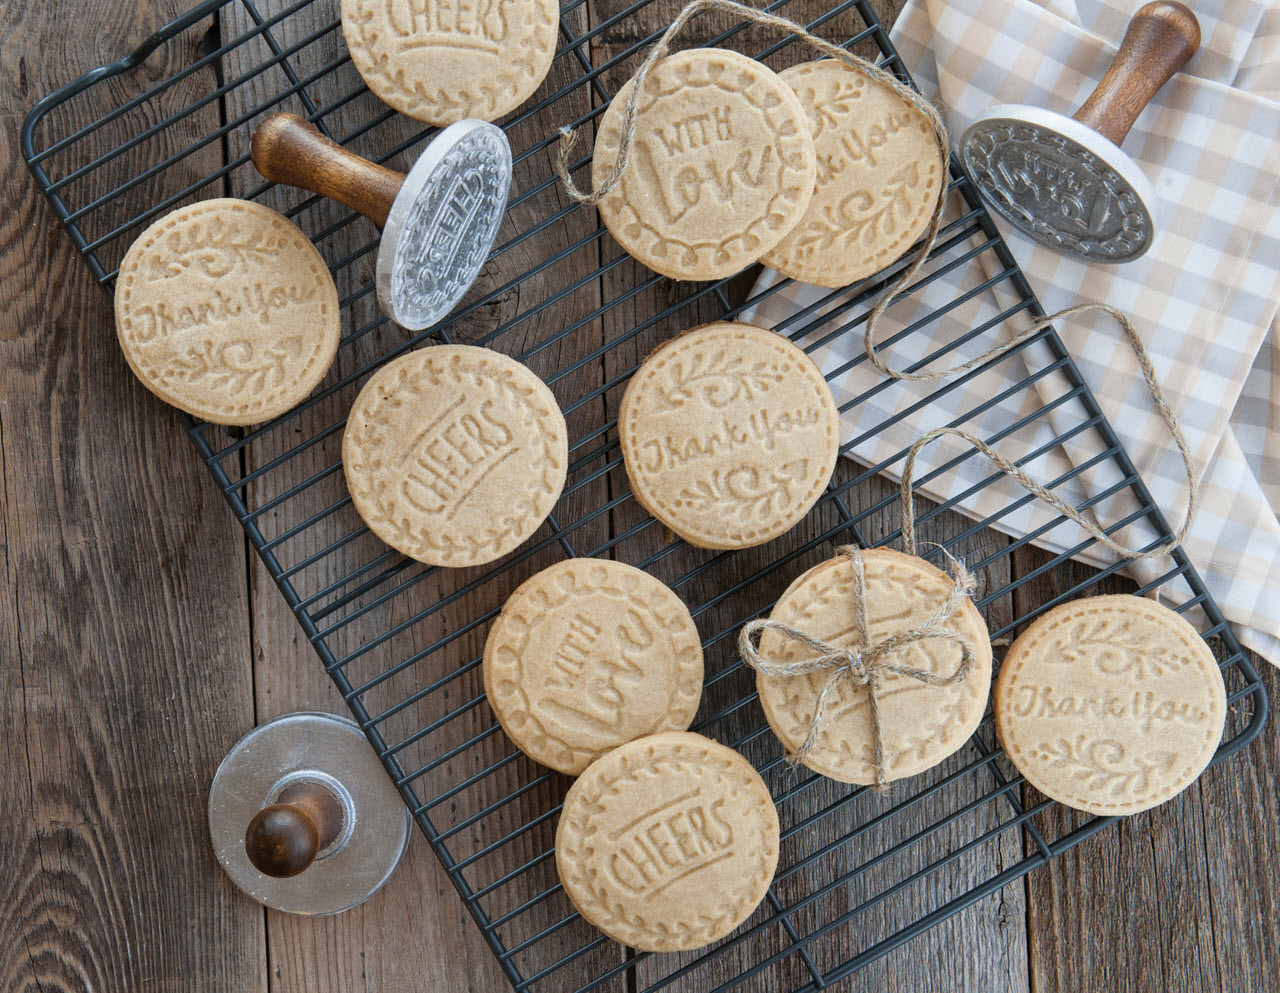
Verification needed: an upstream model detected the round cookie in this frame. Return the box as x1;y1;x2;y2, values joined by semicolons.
756;548;992;784
994;594;1226;816
556;731;779;952
618;322;840;549
592;48;817;281
483;558;704;775
760;60;944;288
114;199;340;426
341;0;559;125
343;345;567;567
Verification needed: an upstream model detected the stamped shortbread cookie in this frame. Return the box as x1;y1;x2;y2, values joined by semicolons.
341;0;559;125
618;322;839;549
760;60;944;288
556;731;779;952
756;549;992;784
995;594;1226;816
593;48;817;281
483;558;704;774
343;345;567;567
114;199;340;426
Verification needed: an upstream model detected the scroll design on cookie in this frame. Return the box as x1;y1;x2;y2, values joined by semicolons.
743;547;983;786
676;462;809;523
167;336;303;396
148;215;287;280
1030;735;1181;800
797;162;924;253
655;350;785;408
1052;615;1188;678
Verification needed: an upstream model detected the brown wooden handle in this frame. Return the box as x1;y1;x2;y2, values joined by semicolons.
244;782;344;878
251;113;404;228
1071;2;1200;147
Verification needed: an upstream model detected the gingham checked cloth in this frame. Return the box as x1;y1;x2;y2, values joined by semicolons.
741;0;1280;666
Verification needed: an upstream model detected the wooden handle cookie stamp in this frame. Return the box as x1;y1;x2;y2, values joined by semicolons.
960;1;1200;263
252;113;512;330
207;712;411;915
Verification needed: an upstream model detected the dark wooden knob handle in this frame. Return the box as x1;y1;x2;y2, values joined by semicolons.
251;113;405;228
244;782;344;878
1072;2;1200;147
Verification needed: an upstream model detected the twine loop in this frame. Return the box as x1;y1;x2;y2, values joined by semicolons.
555;0;950;222
740;545;977;788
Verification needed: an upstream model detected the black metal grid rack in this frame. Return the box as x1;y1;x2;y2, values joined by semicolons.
23;0;1268;989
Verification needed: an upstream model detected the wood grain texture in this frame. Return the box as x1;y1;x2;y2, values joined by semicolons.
0;2;262;992
251;113;404;227
1071;1;1200;146
1012;548;1277;993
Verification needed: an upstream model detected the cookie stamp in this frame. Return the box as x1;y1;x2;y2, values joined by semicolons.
556;731;779;952
618;322;840;549
756;549;992;784
343;345;567;567
114;198;340;426
960;2;1201;263
483;558;704;774
592;48;817;281
995;594;1226;815
341;0;559;125
761;60;943;288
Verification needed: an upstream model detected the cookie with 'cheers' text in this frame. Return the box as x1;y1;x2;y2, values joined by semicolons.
341;0;560;125
555;731;779;952
343;345;567;568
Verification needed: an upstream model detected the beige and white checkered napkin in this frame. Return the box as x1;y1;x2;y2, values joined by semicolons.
741;0;1280;666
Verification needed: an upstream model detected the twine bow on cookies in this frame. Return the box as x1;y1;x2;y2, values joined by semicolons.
739;545;978;788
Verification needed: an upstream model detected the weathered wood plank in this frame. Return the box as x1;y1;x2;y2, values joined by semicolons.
1013;547;1276;993
0;2;263;991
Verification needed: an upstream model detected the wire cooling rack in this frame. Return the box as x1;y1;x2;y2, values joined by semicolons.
24;0;1268;989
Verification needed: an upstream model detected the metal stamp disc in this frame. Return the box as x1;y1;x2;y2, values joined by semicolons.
208;711;411;916
961;105;1156;263
378;119;513;331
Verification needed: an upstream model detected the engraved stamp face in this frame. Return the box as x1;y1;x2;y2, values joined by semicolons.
995;594;1226;816
555;731;779;952
618;322;840;550
114;199;340;426
756;548;993;785
387;122;511;329
483;558;704;774
761;60;944;288
342;345;567;567
592;49;818;281
341;0;559;125
962;119;1152;261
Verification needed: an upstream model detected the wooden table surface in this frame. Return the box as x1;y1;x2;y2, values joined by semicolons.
1;0;1276;990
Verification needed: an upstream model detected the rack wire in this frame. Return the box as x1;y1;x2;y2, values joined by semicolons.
23;1;1267;989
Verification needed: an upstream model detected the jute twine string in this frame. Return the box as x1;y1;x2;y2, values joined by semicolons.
895;302;1199;561
740;545;977;788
